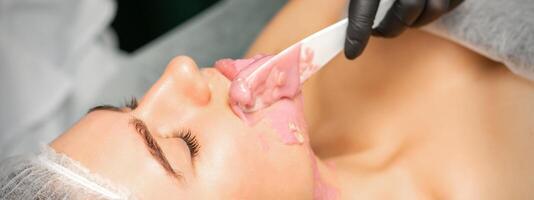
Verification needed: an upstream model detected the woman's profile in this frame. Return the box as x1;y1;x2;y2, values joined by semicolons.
1;0;533;199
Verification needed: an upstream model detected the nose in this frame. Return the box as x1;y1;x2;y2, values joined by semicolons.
133;56;211;131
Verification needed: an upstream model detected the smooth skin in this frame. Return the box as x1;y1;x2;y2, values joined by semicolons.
248;0;534;199
51;57;318;199
48;0;534;199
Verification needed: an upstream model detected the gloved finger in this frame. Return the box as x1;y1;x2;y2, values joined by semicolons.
412;0;453;27
372;0;426;38
344;0;380;60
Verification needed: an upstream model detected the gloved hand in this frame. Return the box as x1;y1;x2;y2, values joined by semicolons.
344;0;464;59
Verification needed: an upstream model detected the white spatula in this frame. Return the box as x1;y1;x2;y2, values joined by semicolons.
250;18;348;84
239;18;348;112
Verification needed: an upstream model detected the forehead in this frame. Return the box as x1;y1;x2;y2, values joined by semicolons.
73;111;143;151
52;111;146;170
50;111;177;196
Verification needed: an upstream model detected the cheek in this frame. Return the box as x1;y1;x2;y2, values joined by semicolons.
194;125;314;198
255;140;316;198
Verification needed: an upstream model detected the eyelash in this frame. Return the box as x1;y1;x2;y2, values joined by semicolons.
177;130;200;158
125;97;200;158
125;97;138;110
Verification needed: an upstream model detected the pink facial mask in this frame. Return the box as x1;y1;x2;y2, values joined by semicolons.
214;46;338;199
216;45;303;115
215;45;305;145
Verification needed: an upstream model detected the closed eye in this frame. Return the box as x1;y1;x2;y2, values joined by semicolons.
176;130;200;159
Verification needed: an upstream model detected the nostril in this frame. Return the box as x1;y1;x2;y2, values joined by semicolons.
188;79;211;106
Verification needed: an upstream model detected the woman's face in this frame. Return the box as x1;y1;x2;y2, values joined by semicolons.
50;56;314;199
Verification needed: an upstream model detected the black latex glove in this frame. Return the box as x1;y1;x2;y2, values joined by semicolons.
344;0;464;59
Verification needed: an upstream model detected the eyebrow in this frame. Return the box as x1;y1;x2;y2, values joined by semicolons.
87;106;181;179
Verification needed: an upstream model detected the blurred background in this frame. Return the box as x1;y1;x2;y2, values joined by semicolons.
112;0;221;52
0;0;287;159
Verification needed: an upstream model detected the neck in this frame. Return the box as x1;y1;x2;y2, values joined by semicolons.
306;30;534;198
305;29;534;160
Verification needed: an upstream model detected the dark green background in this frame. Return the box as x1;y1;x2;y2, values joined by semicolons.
112;0;221;52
